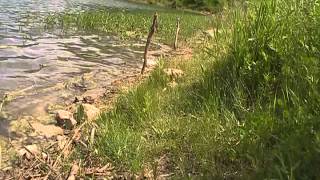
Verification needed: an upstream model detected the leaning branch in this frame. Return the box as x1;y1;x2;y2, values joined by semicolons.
174;17;181;50
141;12;158;74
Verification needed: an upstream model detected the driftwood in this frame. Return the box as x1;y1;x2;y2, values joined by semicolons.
141;12;158;74
174;18;181;50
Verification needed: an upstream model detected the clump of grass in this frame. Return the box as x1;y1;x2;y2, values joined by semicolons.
45;8;212;45
93;0;319;178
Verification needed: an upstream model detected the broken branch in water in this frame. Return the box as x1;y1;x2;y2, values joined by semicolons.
141;12;158;74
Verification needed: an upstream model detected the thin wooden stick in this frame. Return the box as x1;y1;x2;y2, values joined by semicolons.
174;17;181;50
141;12;158;74
21;146;58;178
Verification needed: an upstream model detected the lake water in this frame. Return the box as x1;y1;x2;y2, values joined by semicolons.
0;0;165;125
0;0;153;100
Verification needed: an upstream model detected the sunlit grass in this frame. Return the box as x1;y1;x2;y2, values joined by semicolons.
45;8;212;46
93;0;320;178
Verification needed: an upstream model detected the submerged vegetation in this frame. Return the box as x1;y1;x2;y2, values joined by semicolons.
130;0;230;12
89;0;319;179
45;9;211;45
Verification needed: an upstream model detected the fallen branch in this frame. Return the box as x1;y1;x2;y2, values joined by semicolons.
141;12;158;74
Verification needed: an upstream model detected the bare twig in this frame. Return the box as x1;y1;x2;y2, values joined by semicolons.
174;17;181;50
141;12;158;74
22;146;57;174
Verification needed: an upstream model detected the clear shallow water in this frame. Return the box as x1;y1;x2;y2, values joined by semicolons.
0;0;152;98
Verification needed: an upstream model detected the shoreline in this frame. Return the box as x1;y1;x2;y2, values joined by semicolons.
0;42;173;170
0;44;193;178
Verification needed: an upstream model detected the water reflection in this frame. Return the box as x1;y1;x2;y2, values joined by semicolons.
0;0;149;94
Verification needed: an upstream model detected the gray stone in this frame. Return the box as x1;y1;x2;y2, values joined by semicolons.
55;110;77;129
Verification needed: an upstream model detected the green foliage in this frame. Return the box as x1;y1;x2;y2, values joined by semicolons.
45;9;211;45
132;0;235;11
94;0;319;178
75;104;85;123
178;0;222;10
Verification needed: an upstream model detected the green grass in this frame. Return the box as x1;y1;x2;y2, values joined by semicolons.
45;8;212;45
129;0;234;12
92;0;320;178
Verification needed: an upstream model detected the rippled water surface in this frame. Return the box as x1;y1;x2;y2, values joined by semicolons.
0;0;152;98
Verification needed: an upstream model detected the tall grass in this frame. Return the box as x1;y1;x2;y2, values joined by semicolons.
94;0;319;178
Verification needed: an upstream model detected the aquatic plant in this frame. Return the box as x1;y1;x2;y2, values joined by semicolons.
130;0;235;12
45;8;212;46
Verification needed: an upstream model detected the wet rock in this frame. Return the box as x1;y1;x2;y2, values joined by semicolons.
74;88;105;104
55;110;77;129
83;104;100;121
163;68;184;80
56;110;72;121
18;144;40;160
